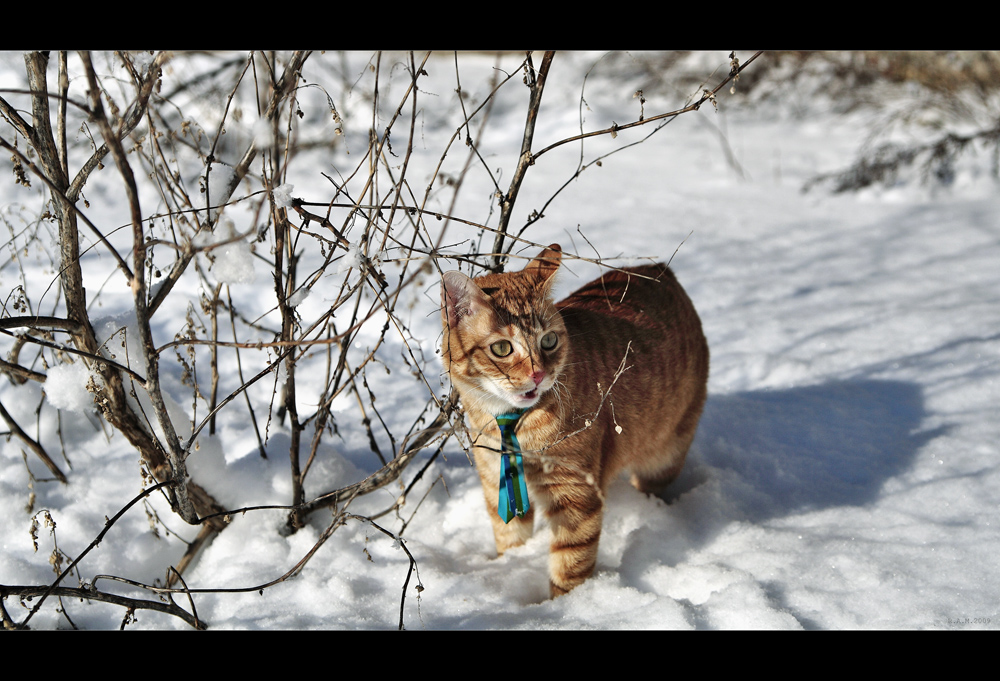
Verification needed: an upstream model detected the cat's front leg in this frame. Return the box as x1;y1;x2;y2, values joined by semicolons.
474;447;535;554
545;483;604;597
486;505;535;555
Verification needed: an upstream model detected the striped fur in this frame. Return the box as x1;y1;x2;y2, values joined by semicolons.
441;244;709;597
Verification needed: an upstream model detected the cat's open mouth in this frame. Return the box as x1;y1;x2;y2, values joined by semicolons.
512;388;540;405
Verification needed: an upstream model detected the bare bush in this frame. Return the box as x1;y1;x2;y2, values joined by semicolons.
742;51;1000;193
0;50;758;629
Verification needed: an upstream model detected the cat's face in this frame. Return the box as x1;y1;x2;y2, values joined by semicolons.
441;246;567;414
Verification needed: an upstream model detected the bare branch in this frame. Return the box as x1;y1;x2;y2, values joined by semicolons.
491;51;555;272
531;51;764;161
0;398;67;483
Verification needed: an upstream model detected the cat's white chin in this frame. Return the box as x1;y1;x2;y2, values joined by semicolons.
480;386;544;413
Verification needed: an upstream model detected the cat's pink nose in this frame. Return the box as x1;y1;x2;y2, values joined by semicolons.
531;371;546;386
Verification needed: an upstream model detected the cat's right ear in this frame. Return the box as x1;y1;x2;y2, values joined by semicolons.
525;244;562;283
442;270;487;328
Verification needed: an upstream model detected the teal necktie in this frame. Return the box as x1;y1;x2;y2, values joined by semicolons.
496;409;530;523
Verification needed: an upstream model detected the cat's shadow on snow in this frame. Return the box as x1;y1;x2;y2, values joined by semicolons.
665;378;945;523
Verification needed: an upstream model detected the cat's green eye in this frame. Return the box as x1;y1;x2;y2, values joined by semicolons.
540;332;558;351
490;340;513;357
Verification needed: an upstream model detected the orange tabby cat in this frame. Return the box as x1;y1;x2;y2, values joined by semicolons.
441;244;709;597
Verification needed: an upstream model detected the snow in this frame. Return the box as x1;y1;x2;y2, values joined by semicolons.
1;51;998;630
195;217;256;285
272;183;295;209
42;362;94;414
206;163;238;223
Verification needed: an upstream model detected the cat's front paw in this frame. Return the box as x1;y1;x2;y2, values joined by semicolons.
549;577;582;598
548;549;595;597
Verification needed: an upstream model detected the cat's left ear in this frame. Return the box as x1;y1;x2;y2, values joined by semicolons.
525;244;561;284
441;270;489;328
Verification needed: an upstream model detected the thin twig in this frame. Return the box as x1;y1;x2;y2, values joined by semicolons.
491;51;555;272
15;479;175;629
